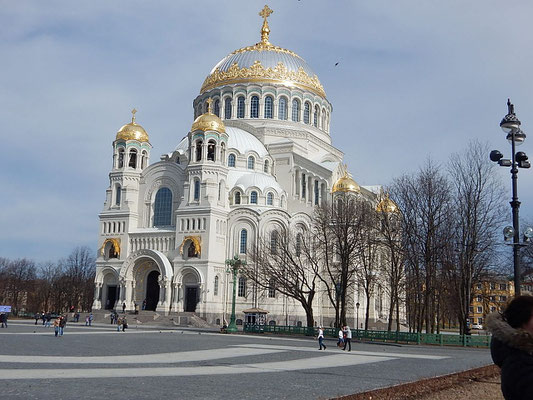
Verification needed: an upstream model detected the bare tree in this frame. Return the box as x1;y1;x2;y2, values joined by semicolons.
58;246;96;311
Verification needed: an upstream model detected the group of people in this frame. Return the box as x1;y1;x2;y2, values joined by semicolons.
53;315;67;337
34;312;52;326
85;313;94;326
317;325;353;351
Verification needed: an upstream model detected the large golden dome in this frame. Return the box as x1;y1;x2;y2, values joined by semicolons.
376;195;400;213
332;172;360;193
200;6;325;98
116;109;149;143
191;99;226;133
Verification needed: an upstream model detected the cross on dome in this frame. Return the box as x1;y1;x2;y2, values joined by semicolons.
259;5;273;44
131;108;137;123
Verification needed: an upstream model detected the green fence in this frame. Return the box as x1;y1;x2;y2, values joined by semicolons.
243;324;491;348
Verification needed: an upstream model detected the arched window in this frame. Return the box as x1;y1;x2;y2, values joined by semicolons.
314;180;319;205
250;95;259;118
218;181;222;201
314;105;319;127
270;230;278;255
129;149;137;168
195;140;203;162
204;102;209;113
292;99;300;122
264;160;269;173
278;97;288;120
267;192;273;206
268;279;276;298
141;150;148;169
247;156;255;170
240;229;247;254
322;108;326;129
235;191;241;204
207;140;216;161
214;99;220;117
250;191;258;204
224;98;232;119
304;102;311;124
187;241;198;257
228;154;236;167
296;233;302;257
238;277;246;297
117;148;125;168
194;180;200;201
220;142;226;164
154;187;172;227
214;275;219;296
237;96;245;118
108;243;118;259
280;195;285;208
115;185;121;206
264;96;273;118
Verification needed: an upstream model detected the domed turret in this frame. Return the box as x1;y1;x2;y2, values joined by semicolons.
116;109;149;143
191;99;226;133
332;170;360;193
376;195;400;214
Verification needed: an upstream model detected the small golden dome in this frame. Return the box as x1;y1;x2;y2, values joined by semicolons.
376;196;399;214
191;99;226;133
116;109;150;143
332;172;360;193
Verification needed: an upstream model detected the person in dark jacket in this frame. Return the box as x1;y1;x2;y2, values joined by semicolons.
487;295;533;400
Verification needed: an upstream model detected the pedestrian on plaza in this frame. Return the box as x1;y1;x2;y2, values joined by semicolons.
45;313;52;328
85;315;90;326
117;317;122;332
122;302;126;314
134;302;138;315
317;326;326;350
34;312;40;325
2;313;7;328
74;312;80;323
337;328;344;348
0;313;6;328
41;312;46;325
53;317;60;337
59;316;66;336
122;316;128;332
343;326;352;351
110;313;114;324
488;295;533;399
89;313;93;326
142;299;146;311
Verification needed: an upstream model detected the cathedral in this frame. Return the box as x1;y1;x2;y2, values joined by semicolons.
93;6;399;328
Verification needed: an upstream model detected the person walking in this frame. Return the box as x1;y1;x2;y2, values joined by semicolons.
53;317;60;337
337;328;344;348
89;313;93;326
122;302;126;314
34;313;40;325
122;316;128;332
59;316;66;336
343;326;352;351
45;313;51;328
0;313;6;328
488;295;533;399
317;326;326;350
41;312;46;326
116;317;122;332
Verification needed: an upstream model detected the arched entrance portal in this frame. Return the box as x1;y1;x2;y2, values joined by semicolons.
145;270;160;311
183;272;199;312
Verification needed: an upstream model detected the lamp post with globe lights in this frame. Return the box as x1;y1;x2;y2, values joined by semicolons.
225;255;246;333
490;99;531;295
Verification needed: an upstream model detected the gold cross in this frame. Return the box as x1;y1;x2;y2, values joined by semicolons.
259;4;273;20
131;108;137;123
206;98;213;114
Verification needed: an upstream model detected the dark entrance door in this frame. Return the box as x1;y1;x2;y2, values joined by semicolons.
106;286;117;310
145;271;160;311
185;287;198;312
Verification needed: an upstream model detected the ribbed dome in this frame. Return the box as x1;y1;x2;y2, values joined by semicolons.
116;110;149;142
191;111;226;133
332;174;360;194
376;196;400;214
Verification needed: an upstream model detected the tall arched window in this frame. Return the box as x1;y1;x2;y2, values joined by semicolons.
237;96;245;118
154;187;172;227
304;102;311;124
238;277;246;297
314;180;319;205
247;156;255;170
264;96;273;118
268;278;276;298
115;185;121;206
224;98;232;119
194;179;200;201
117;148;125;168
240;229;247;254
264;160;269;173
267;192;273;206
296;233;302;257
235;191;241;204
141;150;148;169
314;105;319;127
128;149;137;168
214;99;220;117
207;140;216;161
250;191;258;204
251;95;259;118
195;140;203;161
278;97;288;120
322;108;326;129
228;154;236;167
214;275;219;296
204;102;209;113
220;142;226;164
292;99;300;122
270;230;278;255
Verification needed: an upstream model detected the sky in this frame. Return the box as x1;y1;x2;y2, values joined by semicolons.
2;0;533;262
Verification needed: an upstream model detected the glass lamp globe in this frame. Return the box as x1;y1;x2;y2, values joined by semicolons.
506;129;526;146
503;226;515;240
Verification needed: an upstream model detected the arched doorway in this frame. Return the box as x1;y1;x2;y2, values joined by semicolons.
183;272;199;312
145;270;160;311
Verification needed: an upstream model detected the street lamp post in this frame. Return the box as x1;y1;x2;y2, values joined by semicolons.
356;302;360;331
490;99;531;296
225;255;246;333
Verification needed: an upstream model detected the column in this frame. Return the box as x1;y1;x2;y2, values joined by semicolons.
124;279;133;310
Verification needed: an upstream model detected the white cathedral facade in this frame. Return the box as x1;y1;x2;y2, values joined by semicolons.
93;6;400;328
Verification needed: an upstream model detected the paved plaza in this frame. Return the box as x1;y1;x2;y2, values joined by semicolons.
1;320;492;399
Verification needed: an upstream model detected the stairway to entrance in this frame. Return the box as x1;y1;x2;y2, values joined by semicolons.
87;309;214;328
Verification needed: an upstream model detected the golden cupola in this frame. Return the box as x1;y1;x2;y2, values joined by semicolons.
116;109;150;143
200;5;326;98
191;98;226;133
332;170;360;193
376;195;400;214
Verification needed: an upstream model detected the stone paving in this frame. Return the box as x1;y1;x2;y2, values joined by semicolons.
0;320;493;400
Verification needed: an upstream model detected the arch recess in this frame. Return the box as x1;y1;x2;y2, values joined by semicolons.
119;249;173;281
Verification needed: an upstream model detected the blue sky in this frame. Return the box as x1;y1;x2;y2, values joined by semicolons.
2;0;533;262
